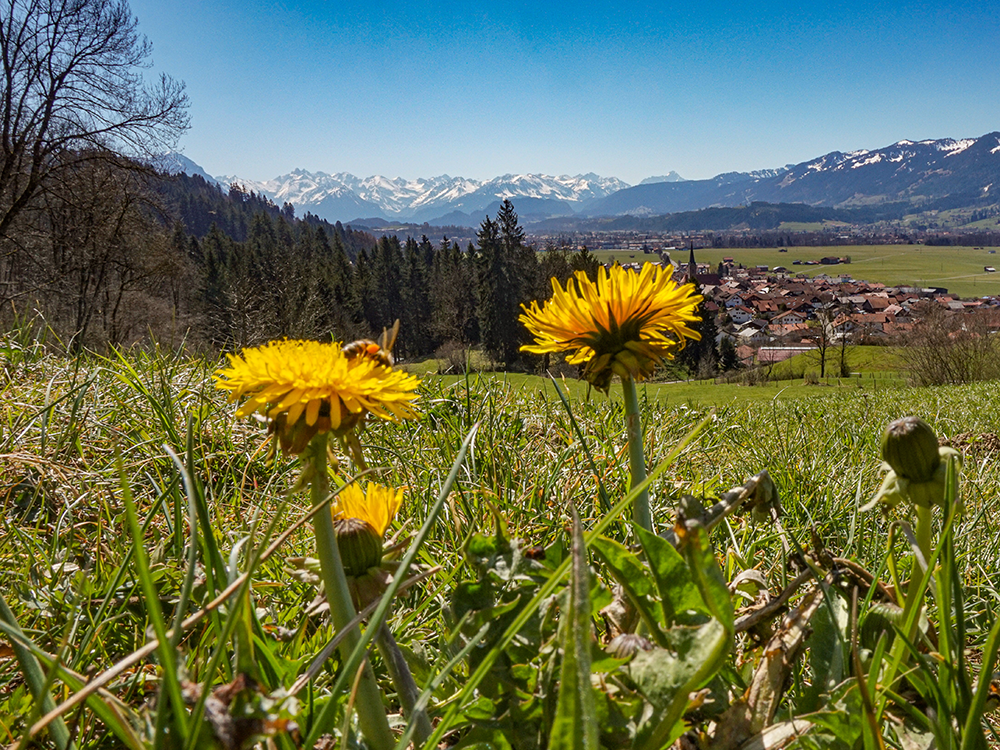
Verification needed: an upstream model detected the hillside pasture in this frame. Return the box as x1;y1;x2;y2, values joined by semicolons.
400;346;909;407
591;245;1000;299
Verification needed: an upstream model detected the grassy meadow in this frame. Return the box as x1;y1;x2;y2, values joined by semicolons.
404;345;907;408
3;334;1000;747
594;245;1000;299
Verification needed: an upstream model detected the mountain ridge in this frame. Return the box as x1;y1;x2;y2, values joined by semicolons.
583;134;1000;218
182;132;1000;226
212;169;628;225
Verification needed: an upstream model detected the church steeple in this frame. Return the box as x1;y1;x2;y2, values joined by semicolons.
686;241;697;283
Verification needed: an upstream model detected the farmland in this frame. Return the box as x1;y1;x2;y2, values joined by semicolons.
592;244;1000;299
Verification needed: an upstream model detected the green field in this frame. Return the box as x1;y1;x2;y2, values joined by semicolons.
4;338;999;747
431;371;903;407
419;369;903;409
592;244;1000;299
402;345;908;408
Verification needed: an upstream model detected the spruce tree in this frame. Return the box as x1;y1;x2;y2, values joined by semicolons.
200;223;233;345
539;244;572;293
314;227;355;339
476;200;534;368
676;279;719;378
351;248;377;335
362;235;402;338
400;236;432;357
430;239;477;346
475;216;510;365
719;336;740;372
570;245;600;281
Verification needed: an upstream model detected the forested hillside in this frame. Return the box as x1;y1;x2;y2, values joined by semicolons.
2;159;598;362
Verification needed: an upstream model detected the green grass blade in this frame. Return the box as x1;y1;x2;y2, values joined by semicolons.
548;374;611;513
0;595;73;750
421;411;714;749
960;613;1000;750
393;623;491;750
548;501;598;750
118;449;190;746
0;618;144;749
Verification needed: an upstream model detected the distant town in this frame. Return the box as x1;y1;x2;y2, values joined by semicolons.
620;244;1000;369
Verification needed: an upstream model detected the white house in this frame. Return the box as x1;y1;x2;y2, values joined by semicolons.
729;305;754;325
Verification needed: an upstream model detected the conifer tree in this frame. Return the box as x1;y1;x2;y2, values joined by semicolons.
497;199;538;307
719;336;740;372
400;236;432;357
570;245;600;281
313;227;356;339
370;235;404;336
676;279;719;378
538;244;572;293
351;248;377;335
431;239;477;345
475;215;516;366
199;224;233;345
476;200;533;367
419;235;436;271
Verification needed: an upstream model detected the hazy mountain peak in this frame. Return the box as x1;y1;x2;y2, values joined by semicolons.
154;151;221;186
639;171;685;185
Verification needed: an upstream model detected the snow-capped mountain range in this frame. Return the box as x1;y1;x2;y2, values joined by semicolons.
584;133;1000;218
210;169;630;225
164;132;1000;226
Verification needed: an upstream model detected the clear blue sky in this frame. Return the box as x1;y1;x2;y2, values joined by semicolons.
130;0;1000;185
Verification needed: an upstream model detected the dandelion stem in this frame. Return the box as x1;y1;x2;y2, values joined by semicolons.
621;375;651;531
903;504;933;615
375;624;432;744
307;434;394;750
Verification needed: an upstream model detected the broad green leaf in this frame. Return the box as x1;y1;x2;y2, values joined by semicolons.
802;587;849;713
627;620;729;709
628;619;729;750
628;523;734;750
589;537;655;599
465;532;505;571
680;522;735;633
590;535;666;643
464;505;513;576
0;598;73;750
452;581;494;622
453;726;514;750
805;691;865;748
548;505;598;750
895;717;937;750
635;526;708;626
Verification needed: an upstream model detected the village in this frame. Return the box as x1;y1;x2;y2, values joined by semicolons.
643;246;1000;368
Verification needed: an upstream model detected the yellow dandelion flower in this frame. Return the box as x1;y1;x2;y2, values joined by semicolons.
331;482;403;576
332;482;403;537
519;264;703;392
214;339;420;453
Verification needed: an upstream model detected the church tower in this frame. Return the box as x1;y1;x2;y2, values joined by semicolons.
686;241;697;283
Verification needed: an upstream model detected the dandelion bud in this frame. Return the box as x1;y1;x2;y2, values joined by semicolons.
867;417;962;511
881;417;941;482
334;517;383;577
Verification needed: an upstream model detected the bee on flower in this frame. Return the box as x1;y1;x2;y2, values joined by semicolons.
342;319;400;368
213;336;420;456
